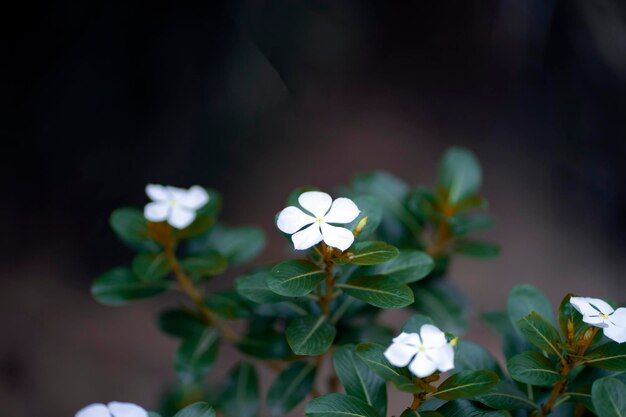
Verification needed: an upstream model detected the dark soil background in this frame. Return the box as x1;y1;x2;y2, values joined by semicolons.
2;1;626;416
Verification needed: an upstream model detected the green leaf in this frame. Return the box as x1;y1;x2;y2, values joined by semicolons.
355;343;416;393
438;146;482;205
110;207;159;252
434;370;498;400
148;412;162;417
188;224;266;266
399;411;443;417
267;362;316;417
517;312;563;358
507;284;555;327
401;314;435;333
413;281;468;335
583;342;626;371
482;310;532;360
334;344;387;417
453;241;500;258
372;250;434;284
287;315;336;356
91;267;171;305
454;340;503;376
132;252;171;281
235;270;288;304
180;250;228;278
475;381;538;411
268;260;325;297
221;363;259;417
304;393;380;417
175;329;219;383
346;196;383;241
337;276;413;309
507;351;561;386
335;241;399;265
204;290;252;319
449;214;494;237
172;402;216;417
436;400;509;417
237;333;293;360
158;309;206;339
592;377;626;417
558;293;585;342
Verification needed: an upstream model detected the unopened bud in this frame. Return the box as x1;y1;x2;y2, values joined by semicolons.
353;216;368;237
583;327;594;341
449;336;459;347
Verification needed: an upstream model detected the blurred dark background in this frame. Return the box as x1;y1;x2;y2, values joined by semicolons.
2;1;626;416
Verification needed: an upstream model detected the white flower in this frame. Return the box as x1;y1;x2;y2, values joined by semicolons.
570;296;626;343
144;184;209;229
384;324;455;378
75;402;148;417
276;191;360;251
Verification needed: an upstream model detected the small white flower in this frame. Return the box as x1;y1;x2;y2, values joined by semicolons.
276;191;360;251
144;184;209;229
570;296;626;343
384;324;455;378
75;402;148;417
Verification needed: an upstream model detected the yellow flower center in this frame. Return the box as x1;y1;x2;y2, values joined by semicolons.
315;217;324;223
418;345;426;353
601;313;609;320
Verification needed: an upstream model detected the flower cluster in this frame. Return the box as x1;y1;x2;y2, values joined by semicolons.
144;184;209;229
571;296;626;343
76;402;147;417
384;324;455;378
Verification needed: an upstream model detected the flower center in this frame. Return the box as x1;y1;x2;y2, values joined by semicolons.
418;345;426;353
601;313;609;320
315;217;324;224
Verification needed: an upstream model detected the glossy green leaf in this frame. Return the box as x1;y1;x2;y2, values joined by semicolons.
175;329;219;383
399;411;443;417
221;363;259;417
132;252;171;281
335;241;399;265
337;276;413;309
436;399;509;417
517;312;562;358
304;393;379;417
268;260;325;297
172;402;216;417
346;196;383;241
558;293;585;342
583;342;626;371
110;207;159;252
204;290;252;319
507;284;555;327
235;270;288;304
453;241;500;258
449;214;493;236
592;377;626;417
158;308;206;339
434;370;498;400
188;224;266;266
507;351;561;386
475;381;538;411
91;267;171;305
355;343;417;393
267;362;316;417
237;333;293;360
401;314;435;333
373;250;434;284
438;146;482;205
287;315;336;356
413;281;468;335
454;340;503;376
180;250;228;277
334;344;387;417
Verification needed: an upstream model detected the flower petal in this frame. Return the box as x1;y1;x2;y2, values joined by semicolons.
427;343;455;373
583;315;609;328
384;340;419;367
146;184;170;202
420;324;447;349
571;297;614;316
108;402;148;417
323;197;360;224
75;404;110;417
276;207;315;234
610;308;626;327
168;206;196;229
180;186;209;209
166;186;189;202
392;332;422;346
144;201;170;222
298;191;332;218
603;323;626;344
320;222;354;251
291;223;323;250
409;352;437;378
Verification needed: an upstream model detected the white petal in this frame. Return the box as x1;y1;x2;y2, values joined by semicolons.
583;315;609;328
168;206;196;229
298;191;332;218
571;297;614;316
76;404;110;417
409;352;437;378
108;402;148;417
392;332;422;346
323;198;360;224
276;207;315;234
420;324;447;349
604;323;626;344
180;186;209;209
291;223;323;250
166;186;188;202
145;184;170;202
587;298;615;315
609;308;626;327
427;344;455;373
320;222;354;251
144;201;170;222
384;341;420;367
